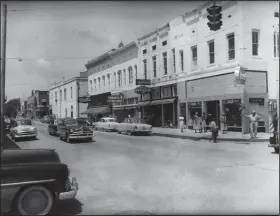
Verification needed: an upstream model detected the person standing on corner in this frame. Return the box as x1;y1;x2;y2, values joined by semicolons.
179;116;185;132
243;110;260;138
220;113;228;134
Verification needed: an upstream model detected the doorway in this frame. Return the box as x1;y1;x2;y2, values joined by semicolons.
206;100;220;129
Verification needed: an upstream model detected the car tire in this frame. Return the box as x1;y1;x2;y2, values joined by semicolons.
49;131;52;135
127;131;132;136
274;147;279;153
59;135;62;140
66;135;71;143
118;131;121;134
15;185;54;215
87;137;93;142
14;137;18;142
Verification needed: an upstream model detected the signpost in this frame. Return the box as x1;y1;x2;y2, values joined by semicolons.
136;79;151;86
78;95;91;103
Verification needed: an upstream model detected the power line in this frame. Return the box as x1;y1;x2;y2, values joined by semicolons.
6;56;95;61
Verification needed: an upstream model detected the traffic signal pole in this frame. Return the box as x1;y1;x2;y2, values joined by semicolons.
0;4;7;150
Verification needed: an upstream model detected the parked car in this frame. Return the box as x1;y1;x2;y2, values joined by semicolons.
48;118;63;136
76;117;93;127
1;148;78;215
10;118;38;142
117;118;152;136
58;118;96;143
94;117;119;132
268;114;279;153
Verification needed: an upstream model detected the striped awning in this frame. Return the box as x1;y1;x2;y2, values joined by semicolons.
81;106;111;115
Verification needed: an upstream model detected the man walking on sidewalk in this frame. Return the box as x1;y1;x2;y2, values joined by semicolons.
209;117;218;143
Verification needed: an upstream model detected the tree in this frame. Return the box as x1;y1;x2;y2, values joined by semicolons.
3;98;21;118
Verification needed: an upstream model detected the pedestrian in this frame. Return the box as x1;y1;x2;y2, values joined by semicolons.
243;110;261;138
179;116;185;132
201;112;207;132
209;117;218;143
193;112;202;133
220;113;228;134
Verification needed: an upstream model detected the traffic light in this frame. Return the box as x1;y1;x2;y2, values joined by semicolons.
207;4;223;31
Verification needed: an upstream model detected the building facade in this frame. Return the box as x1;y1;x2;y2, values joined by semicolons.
85;43;139;122
137;23;179;127
26;90;49;119
49;72;88;118
168;0;279;133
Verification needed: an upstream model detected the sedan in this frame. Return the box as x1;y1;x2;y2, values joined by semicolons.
10;118;38;142
94;117;119;132
117;118;152;136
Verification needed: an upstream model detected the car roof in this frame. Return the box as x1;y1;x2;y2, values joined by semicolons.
102;117;115;119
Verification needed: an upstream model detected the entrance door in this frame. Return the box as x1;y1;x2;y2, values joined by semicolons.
206;100;220;129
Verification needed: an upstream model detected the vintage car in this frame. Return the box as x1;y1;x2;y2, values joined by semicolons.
41;115;50;124
1;148;78;215
76;117;93;127
268;114;279;153
94;117;119;132
48;118;64;136
117;118;152;136
10;118;38;142
58;118;96;143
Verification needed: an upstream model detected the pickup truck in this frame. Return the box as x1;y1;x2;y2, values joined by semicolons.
1;148;78;215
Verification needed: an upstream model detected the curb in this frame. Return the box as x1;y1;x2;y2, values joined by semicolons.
152;133;269;143
3;135;21;149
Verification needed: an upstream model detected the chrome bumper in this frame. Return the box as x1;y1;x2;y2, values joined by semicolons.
15;134;37;138
69;134;94;139
58;177;78;200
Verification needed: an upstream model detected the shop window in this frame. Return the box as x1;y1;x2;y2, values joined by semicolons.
222;99;241;128
187;102;202;129
172;84;177;97
127;98;134;104
152;88;160;99
123;99;128;105
141;93;151;101
227;33;235;60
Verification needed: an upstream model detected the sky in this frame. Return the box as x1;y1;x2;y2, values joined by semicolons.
3;1;204;100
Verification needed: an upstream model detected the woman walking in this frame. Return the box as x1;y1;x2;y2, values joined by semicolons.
193;112;202;133
220;113;228;134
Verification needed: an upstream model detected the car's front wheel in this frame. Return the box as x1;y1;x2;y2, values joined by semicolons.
274;147;279;153
66;134;71;143
15;185;54;215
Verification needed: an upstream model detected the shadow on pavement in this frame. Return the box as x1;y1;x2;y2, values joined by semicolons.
51;198;83;215
3;135;20;149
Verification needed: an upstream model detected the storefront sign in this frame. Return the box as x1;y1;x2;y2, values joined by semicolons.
188;102;202;108
135;86;152;94
234;66;246;85
249;98;264;105
136;79;151;85
78;96;91;103
107;93;124;103
223;99;241;104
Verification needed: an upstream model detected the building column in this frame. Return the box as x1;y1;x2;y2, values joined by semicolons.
161;104;164;125
202;101;207;115
219;100;224;129
172;102;176;125
177;100;181;128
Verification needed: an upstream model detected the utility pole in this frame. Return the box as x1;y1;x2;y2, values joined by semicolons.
0;4;7;150
77;80;80;118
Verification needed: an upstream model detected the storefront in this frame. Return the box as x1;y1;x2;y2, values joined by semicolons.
183;70;269;133
81;92;112;121
138;84;178;127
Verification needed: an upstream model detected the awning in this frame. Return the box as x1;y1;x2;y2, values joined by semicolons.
113;106;124;111
124;104;136;109
81;106;111;115
137;101;151;106
150;98;175;106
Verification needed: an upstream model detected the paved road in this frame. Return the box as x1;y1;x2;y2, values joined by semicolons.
13;122;279;215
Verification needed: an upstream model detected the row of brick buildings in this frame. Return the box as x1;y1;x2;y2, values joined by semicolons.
49;1;279;133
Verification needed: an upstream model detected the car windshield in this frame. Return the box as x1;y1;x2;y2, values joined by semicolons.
127;118;146;124
66;119;78;125
17;119;32;126
76;119;87;125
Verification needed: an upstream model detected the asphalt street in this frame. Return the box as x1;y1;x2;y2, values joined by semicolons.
13;122;279;215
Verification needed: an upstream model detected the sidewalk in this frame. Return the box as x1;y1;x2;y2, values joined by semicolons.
152;127;269;142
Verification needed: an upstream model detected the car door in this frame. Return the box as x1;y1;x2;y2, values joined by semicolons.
120;118;128;132
57;120;65;137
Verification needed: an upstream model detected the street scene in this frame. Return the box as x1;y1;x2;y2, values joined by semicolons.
0;0;279;215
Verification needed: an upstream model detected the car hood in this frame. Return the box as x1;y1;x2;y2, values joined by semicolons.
15;125;35;131
134;123;152;128
68;124;91;131
1;149;61;165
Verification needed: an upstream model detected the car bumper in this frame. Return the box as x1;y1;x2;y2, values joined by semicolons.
134;130;152;133
69;134;95;139
268;144;279;148
14;134;37;138
58;177;78;200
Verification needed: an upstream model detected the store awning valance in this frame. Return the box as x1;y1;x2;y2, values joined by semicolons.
113;106;124;111
150;98;175;106
124;104;136;109
137;101;151;106
81;106;111;115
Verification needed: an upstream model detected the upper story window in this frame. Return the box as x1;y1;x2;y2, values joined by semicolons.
274;12;279;17
70;87;73;99
89;80;93;93
274;31;279;58
134;65;137;80
128;67;133;84
162;86;172;98
143;59;147;79
152;45;156;51
60;90;62;101
64;88;67;101
102;76;105;87
179;50;184;72
252;30;260;56
208;40;215;64
143;49;147;55
227;33;235;60
55;92;57;100
107;74;110;86
117;70;122;87
162;40;167;46
152;56;157;78
191;45;197;69
172;49;176;73
162;52;167;75
94;79;97;91
114;72;116;88
98;77;101;90
123;69;126;86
